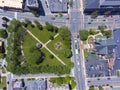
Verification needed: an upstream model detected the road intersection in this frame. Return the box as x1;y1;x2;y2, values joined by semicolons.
1;0;120;90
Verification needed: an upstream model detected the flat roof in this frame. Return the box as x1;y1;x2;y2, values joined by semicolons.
48;0;68;13
0;0;23;9
26;0;39;8
26;80;46;90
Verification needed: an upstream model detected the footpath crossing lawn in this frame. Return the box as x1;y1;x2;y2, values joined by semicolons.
27;25;56;43
23;33;63;66
47;35;73;68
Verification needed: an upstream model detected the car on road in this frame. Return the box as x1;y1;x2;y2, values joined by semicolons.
7;81;9;84
2;17;9;22
51;17;55;20
97;78;100;80
107;78;110;80
88;22;91;24
88;81;91;83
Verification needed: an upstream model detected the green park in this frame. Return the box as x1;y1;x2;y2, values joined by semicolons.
6;19;73;75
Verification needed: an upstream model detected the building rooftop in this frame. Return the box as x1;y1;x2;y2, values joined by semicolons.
26;0;39;8
112;28;120;75
13;81;23;89
49;83;69;90
47;0;68;13
85;0;120;9
95;36;116;58
0;0;23;9
26;80;46;90
100;0;120;6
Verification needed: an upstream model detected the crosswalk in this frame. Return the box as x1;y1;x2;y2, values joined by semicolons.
14;12;17;19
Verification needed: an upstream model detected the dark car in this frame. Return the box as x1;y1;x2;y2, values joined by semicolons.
88;22;91;24
7;81;9;84
51;17;55;20
2;17;9;22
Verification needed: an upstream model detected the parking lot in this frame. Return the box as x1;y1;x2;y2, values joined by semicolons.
112;28;120;75
85;57;109;77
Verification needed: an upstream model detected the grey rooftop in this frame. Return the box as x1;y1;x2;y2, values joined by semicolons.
95;36;116;58
26;80;47;90
47;0;68;13
100;0;120;6
85;0;120;9
26;0;39;8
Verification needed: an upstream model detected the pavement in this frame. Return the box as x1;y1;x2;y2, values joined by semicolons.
84;15;120;29
69;0;87;90
87;76;120;87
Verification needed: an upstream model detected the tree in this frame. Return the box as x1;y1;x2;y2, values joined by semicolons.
69;0;73;7
91;10;98;18
71;80;76;89
99;86;104;90
0;29;7;38
49;35;54;40
50;54;54;59
89;28;97;35
31;50;45;65
34;20;43;30
58;12;63;17
3;87;6;90
79;30;89;41
98;25;107;31
63;49;72;58
117;70;120;77
89;86;95;90
24;19;31;26
54;26;58;33
104;11;111;16
0;53;4;58
31;10;37;16
102;30;112;38
59;26;71;40
45;22;54;32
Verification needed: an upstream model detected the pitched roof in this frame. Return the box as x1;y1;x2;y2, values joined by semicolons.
95;36;116;57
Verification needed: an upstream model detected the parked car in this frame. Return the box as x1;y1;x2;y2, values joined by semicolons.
2;17;9;22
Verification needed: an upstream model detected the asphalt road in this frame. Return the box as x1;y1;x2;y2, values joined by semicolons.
84;15;120;29
7;72;12;90
87;76;120;87
0;10;68;26
69;0;87;90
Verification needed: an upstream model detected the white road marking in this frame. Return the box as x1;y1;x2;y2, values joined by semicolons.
14;12;17;19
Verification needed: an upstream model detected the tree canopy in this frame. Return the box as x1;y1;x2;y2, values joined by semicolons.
79;30;89;41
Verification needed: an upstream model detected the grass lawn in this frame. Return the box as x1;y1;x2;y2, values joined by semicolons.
23;33;63;66
23;33;38;64
1;67;6;73
84;49;89;58
47;35;73;68
41;48;63;66
0;77;6;88
27;25;56;43
117;70;120;77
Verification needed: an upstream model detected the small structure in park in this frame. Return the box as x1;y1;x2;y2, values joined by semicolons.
36;43;42;49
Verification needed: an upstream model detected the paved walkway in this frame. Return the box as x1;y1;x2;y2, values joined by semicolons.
86;32;103;45
44;33;59;46
26;30;66;65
